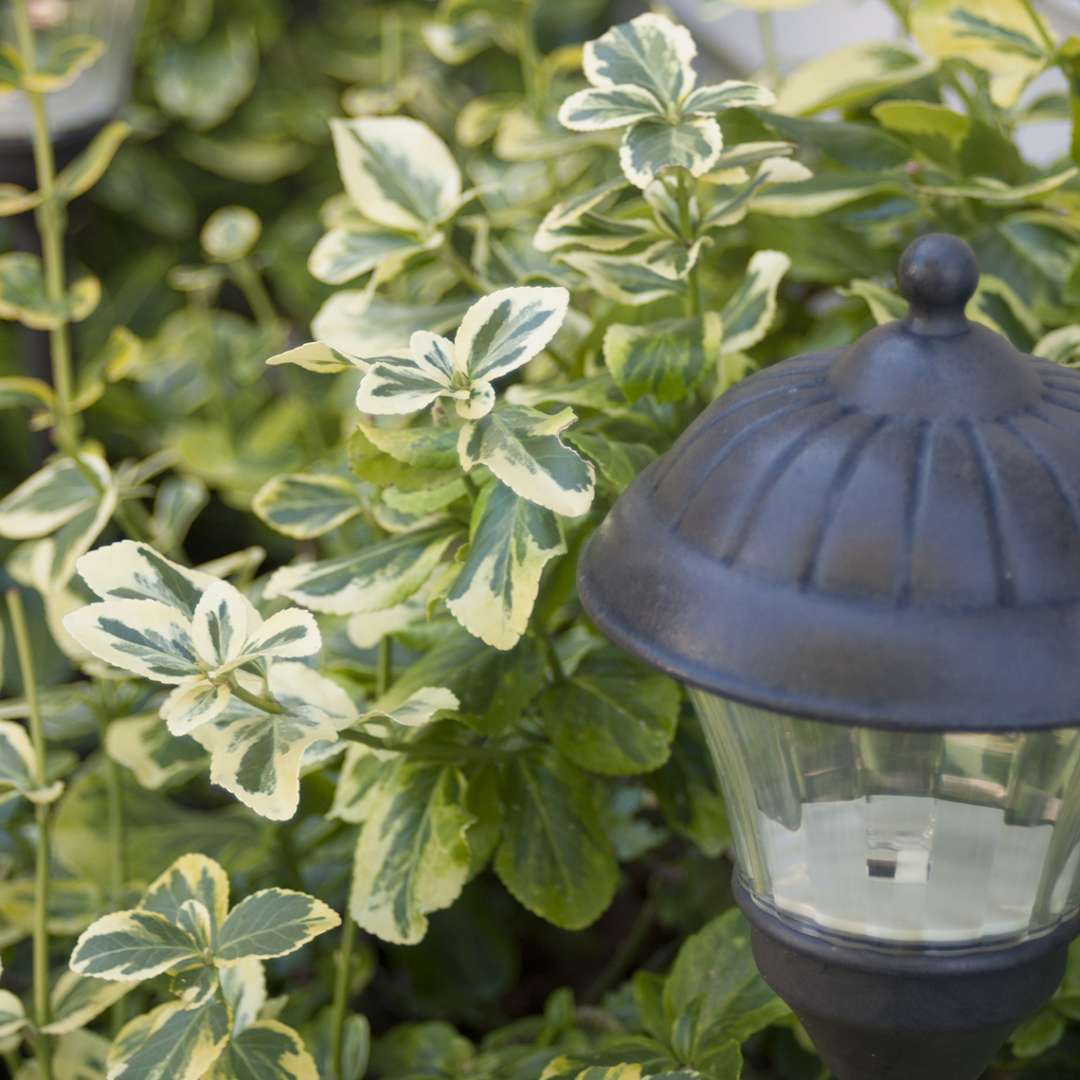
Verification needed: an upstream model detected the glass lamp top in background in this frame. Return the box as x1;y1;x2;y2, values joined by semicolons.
0;0;139;141
692;690;1080;949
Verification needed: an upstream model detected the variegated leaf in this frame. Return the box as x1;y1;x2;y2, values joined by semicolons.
0;988;24;1039
366;686;460;728
216;888;339;963
191;664;356;820
18;34;105;92
0;454;105;539
454;286;570;383
44;969;131;1035
355;337;454;416
559;243;685;305
345;596;429;649
356;419;459;468
192;582;252;670
206;1020;319;1080
69;908;201;981
0;719;61;804
583;13;696;108
142;853;231;929
604;314;722;403
558;85;664;131
447;482;565;650
309;226;439;285
220;957;266;1034
683;81;776;114
265;527;459;615
0;252;100;330
253;473;364;540
74;540;218;618
619;117;722;189
329;116;462;232
201;206;261;262
62;598;200;684
329;742;389;824
534;178;631;252
349;758;474;944
265;341;357;374
720;251;791;355
108;998;231;1080
458;406;595;517
1037;326;1080;367
161;681;230;738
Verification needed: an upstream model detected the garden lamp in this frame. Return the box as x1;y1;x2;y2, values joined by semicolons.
0;0;140;188
579;233;1080;1080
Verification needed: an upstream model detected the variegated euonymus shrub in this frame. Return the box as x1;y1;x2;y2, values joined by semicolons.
1;0;1080;1077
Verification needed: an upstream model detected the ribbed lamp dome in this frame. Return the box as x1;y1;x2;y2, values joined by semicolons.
579;234;1080;731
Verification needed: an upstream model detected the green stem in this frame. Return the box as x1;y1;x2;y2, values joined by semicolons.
229;681;285;714
376;638;392;699
518;0;543;114
441;242;487;295
757;11;780;86
232;258;277;332
7;590;52;1080
330;913;356;1080
340;728;507;763
12;0;76;449
675;171;702;320
95;707;127;1032
1017;0;1056;52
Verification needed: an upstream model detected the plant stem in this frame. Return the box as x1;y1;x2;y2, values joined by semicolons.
518;0;543;114
757;11;780;86
675;171;702;320
1017;0;1056;53
441;242;487;295
376;638;392;698
232;257;277;332
330;913;356;1080
230;681;285;714
12;0;76;450
7;589;52;1080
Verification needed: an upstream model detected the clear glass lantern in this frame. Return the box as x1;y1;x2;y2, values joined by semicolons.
692;692;1080;948
0;0;140;141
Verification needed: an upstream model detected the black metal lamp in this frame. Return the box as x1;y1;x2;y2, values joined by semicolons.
579;234;1080;1080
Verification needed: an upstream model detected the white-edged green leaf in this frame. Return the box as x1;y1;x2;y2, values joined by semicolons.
534;177;631;252
683;81;776;114
494;749;618;930
0;252;100;329
366;686;460;728
192;581;251;670
265;527;459;615
746;169;901;218
840;279;908;325
216;888;339;964
200;206;261;263
74;540;217;618
192;663;356;820
349;758;474;944
0;182;42;217
541;649;679;775
62;599;200;683
567;434;656;493
308;226;439;286
44;969;131;1035
329;116;462;231
356;340;453;416
108;998;231;1080
720;250;790;355
583;13;696;108
20;34;105;93
917;167;1078;204
253;473;364;540
559;242;686;304
0;988;24;1039
423;15;496;65
105;714;208;790
345;596;429;649
558;85;664;131
0;719;61;803
161;680;230;738
141;853;231;929
329;742;390;825
458;406;595;517
57;120;131;202
446;482;565;650
1036;326;1080;367
454;286;570;383
0;374;54;408
207;1019;319;1080
68;909;201;981
619;117;722;189
604;314;722;403
151;475;208;553
0;455;102;539
356;420;459;469
219;957;266;1035
265;341;357;374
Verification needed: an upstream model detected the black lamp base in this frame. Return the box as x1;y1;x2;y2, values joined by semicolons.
733;877;1080;1080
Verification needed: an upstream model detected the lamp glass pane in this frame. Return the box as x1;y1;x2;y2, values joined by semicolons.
0;0;140;139
691;690;1080;948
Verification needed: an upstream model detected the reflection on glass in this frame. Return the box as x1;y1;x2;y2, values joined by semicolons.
0;0;140;140
692;691;1080;948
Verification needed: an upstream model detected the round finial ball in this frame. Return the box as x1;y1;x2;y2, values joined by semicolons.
897;234;979;312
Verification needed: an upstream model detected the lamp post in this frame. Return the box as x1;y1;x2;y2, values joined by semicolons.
579;233;1080;1080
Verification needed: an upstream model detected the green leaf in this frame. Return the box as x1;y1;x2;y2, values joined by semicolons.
217;889;339;963
559;85;665;131
872;100;970;166
720;250;790;355
21;34;105;92
153;25;258;130
566;434;656;493
458;406;595;517
664;909;789;1065
265;527;460;615
330;116;463;232
309;226;438;286
44;969;132;1035
208;1020;320;1080
757;110;909;170
253;473;365;539
583;13;696;109
604;314;722;404
1010;1010;1065;1058
748;170;904;218
108;998;231;1080
840;279;908;325
201;205;261;262
541;649;679;776
494;749;618;930
447;481;566;650
349;758;474;944
0;253;100;330
619;117;722;189
56;120;131;202
0;988;25;1039
69;909;202;982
